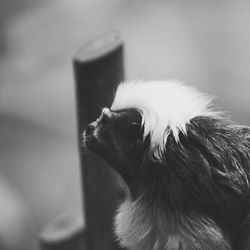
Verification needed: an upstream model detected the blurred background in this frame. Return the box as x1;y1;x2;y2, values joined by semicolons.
1;0;250;249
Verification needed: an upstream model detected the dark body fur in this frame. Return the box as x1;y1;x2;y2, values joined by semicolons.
132;116;250;249
83;108;250;249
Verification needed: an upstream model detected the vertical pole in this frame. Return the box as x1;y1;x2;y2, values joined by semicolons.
73;32;125;250
40;213;85;250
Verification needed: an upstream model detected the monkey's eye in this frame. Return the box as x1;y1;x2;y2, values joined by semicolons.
127;122;143;141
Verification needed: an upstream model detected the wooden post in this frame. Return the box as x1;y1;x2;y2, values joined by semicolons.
73;32;125;250
40;213;85;250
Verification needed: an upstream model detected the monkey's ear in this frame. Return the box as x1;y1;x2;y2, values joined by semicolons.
235;213;250;249
140;135;157;169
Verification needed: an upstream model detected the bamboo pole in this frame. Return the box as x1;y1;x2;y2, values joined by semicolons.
73;31;126;250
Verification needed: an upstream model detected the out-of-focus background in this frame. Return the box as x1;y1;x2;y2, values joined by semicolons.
0;0;250;249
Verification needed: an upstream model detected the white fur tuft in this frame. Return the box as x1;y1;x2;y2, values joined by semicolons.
111;80;219;158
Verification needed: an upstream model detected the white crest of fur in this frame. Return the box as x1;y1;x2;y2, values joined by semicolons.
111;80;218;157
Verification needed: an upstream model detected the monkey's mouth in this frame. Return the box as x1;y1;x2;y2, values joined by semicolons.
82;130;90;150
82;125;103;154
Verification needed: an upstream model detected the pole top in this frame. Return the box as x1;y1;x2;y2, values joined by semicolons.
74;31;123;63
40;212;84;244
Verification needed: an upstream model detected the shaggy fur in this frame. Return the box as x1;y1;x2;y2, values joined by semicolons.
115;197;230;250
83;81;250;250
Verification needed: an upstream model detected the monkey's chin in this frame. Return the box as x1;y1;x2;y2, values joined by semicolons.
82;131;104;157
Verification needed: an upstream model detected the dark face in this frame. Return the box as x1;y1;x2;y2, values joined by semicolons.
83;108;149;178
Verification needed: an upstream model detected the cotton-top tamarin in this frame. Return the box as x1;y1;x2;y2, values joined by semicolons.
82;81;250;250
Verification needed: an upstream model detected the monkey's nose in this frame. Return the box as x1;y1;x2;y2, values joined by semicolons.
85;124;95;136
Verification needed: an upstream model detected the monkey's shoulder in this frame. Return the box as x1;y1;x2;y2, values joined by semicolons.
114;198;231;250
